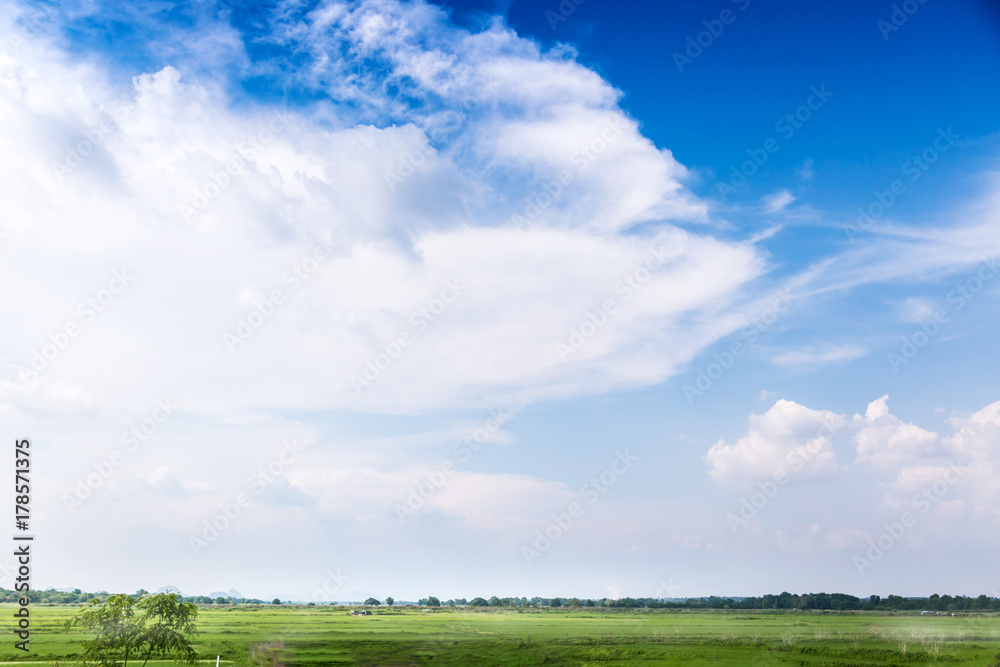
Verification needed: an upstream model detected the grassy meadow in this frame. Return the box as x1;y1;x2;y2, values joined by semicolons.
4;604;1000;666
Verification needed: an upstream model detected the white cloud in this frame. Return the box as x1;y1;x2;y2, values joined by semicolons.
0;8;766;420
852;395;941;468
769;344;866;367
762;190;795;213
747;225;782;243
706;396;1000;524
705;395;1000;487
849;398;999;515
709;396;997;503
940;401;1000;510
705;399;845;483
945;401;1000;459
794;197;1000;301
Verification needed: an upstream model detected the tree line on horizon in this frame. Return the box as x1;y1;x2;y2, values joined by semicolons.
5;588;999;612
367;593;1000;613
0;588;245;605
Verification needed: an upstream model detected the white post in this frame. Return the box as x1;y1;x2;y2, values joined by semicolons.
216;657;220;667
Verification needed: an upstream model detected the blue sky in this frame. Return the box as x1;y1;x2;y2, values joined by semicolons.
2;0;999;601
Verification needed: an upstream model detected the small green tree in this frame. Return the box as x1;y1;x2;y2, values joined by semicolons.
271;598;282;605
426;596;440;607
364;597;381;606
135;593;198;666
385;596;394;606
69;594;144;666
68;593;198;667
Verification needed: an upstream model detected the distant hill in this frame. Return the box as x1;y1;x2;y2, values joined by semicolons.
208;589;243;599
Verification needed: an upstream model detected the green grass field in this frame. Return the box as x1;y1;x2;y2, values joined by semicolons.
4;604;1000;666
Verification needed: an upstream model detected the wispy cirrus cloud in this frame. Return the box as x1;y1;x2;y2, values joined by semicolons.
762;189;795;213
769;344;866;367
